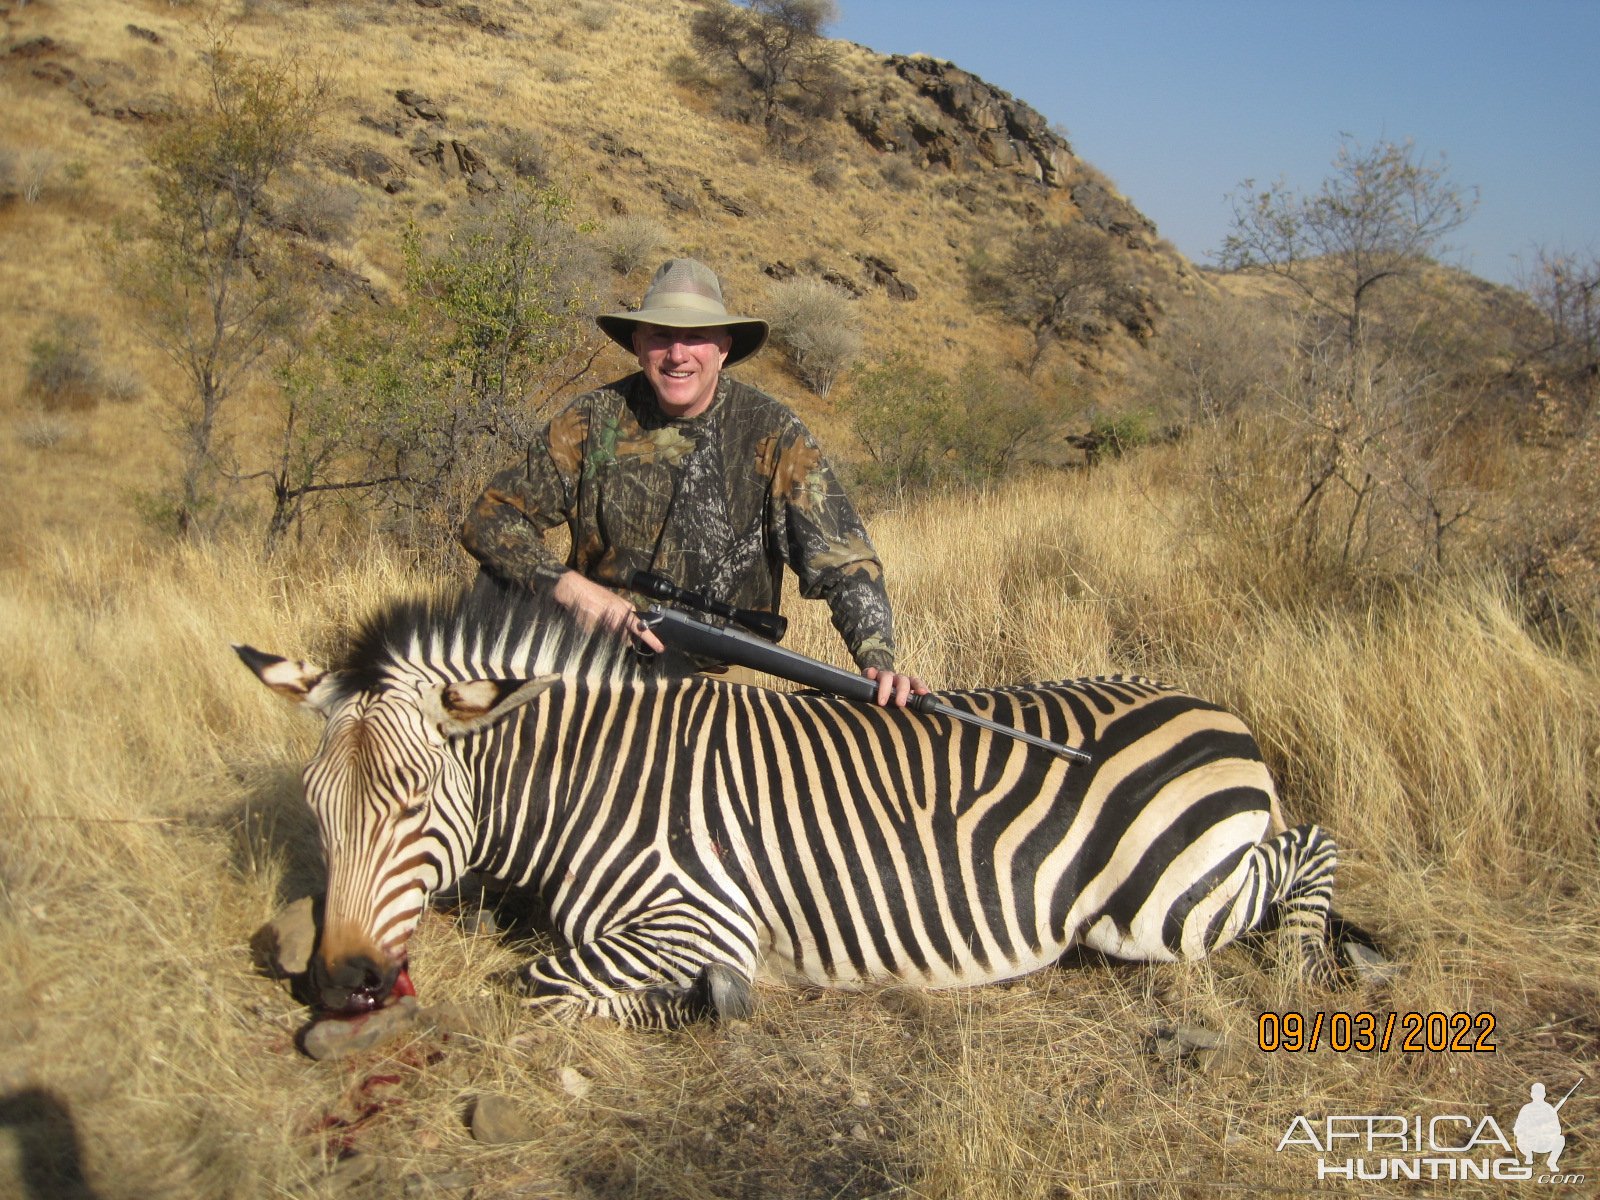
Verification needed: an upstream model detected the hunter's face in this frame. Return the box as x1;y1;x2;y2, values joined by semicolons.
634;323;733;419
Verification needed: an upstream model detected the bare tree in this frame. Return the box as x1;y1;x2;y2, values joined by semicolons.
104;31;328;536
690;0;841;136
1220;136;1477;351
968;222;1120;375
1518;247;1599;407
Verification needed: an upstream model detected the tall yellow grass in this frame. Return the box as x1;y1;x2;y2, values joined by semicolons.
3;462;1596;1199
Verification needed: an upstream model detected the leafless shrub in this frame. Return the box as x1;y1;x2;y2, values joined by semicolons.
597;214;665;275
1198;326;1483;578
492;127;551;180
278;175;361;243
764;275;861;397
533;52;578;84
20;148;59;204
809;160;842;192
1127;291;1292;426
878;156;918;193
16;414;73;449
1516;246;1599;409
575;2;613;30
102;368;146;405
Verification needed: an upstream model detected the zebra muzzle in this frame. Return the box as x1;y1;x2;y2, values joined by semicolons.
313;953;414;1015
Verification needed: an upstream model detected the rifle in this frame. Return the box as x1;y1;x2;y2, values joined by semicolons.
1553;1077;1583;1111
631;572;1091;765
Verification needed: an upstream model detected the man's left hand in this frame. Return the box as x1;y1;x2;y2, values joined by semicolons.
863;667;929;709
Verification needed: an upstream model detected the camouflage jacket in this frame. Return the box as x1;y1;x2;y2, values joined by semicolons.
459;373;898;670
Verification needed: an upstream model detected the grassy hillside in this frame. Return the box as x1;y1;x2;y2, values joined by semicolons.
3;2;1598;1198
0;0;1204;551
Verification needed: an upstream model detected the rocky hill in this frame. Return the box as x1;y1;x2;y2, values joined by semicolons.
4;0;1555;568
0;0;1193;411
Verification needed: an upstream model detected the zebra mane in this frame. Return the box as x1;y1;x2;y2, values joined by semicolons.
329;575;658;698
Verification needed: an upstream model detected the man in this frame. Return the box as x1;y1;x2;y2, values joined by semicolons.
459;258;925;707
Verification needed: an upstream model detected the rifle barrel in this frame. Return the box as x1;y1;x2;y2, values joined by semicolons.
642;605;1091;764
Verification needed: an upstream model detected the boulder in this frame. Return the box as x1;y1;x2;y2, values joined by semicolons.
301;997;424;1060
856;255;918;302
252;896;317;978
395;89;444;122
470;1094;536;1145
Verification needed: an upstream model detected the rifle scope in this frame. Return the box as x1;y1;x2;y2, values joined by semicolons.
630;571;788;643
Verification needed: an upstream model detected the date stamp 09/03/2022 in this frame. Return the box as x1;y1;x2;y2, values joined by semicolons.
1257;1010;1497;1054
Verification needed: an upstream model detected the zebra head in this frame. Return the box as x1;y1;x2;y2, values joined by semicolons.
235;642;558;1013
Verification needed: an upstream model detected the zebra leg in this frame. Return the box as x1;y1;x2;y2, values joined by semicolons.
1235;823;1340;986
512;923;756;1030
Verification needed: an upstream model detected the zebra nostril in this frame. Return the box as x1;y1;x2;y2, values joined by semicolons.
316;954;397;1013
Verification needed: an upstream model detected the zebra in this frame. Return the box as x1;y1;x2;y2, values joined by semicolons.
236;580;1355;1029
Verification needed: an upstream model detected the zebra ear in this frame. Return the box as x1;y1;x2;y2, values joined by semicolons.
234;644;342;715
421;674;562;739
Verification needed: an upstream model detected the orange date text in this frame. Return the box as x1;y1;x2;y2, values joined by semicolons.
1256;1011;1497;1053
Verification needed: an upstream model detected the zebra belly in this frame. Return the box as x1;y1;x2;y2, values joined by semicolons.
748;925;1076;989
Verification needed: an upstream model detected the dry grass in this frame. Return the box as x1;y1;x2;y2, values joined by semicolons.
3;467;1597;1198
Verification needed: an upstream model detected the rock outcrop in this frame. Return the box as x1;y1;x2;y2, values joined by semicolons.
845;56;1068;186
844;55;1159;250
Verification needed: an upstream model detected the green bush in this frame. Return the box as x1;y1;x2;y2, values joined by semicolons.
843;354;1054;501
843;355;952;498
25;316;100;411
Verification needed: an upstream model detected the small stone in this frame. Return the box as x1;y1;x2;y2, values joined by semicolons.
471;1093;536;1145
557;1066;591;1099
850;1123;869;1141
424;999;497;1039
404;1170;474;1194
1148;1023;1224;1058
329;1153;376;1185
252;896;317;977
301;997;422;1060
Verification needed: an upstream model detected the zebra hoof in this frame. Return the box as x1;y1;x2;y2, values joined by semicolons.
699;962;754;1021
1341;939;1401;986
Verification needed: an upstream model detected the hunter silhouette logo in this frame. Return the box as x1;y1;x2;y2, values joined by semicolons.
1277;1076;1585;1185
1514;1079;1580;1171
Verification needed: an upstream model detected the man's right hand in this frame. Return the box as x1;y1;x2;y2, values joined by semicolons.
552;570;665;654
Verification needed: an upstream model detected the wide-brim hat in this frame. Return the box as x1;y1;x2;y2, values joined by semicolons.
597;258;769;366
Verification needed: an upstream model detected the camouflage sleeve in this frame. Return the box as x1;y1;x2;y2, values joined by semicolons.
457;405;587;591
766;424;898;672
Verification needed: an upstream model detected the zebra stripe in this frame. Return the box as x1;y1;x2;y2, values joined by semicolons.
238;583;1348;1025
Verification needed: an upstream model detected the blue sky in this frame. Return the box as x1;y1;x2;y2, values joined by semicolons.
831;1;1598;287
